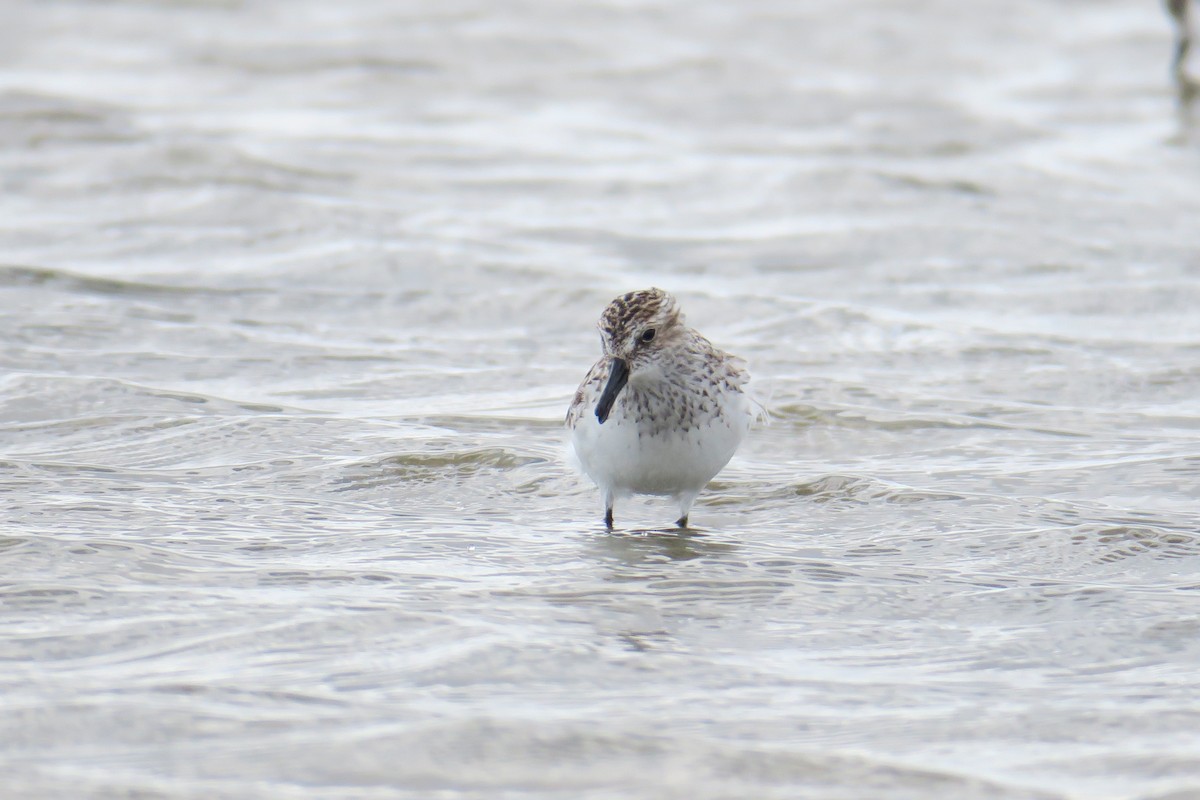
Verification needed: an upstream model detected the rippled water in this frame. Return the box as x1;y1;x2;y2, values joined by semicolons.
4;0;1200;797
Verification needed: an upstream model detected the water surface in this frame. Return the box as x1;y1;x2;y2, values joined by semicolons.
3;1;1200;798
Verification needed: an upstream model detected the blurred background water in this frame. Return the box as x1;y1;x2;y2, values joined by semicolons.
3;1;1200;798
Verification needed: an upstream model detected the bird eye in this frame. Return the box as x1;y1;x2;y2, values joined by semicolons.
641;328;656;343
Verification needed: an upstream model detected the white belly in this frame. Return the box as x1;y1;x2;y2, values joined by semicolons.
570;392;750;500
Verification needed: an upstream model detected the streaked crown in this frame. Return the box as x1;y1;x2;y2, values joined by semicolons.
597;288;683;356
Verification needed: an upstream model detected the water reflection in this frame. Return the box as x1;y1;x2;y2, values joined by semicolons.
1174;87;1200;145
591;528;741;567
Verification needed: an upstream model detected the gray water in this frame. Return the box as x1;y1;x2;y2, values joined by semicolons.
3;1;1200;798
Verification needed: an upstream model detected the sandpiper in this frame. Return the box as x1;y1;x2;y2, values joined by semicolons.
566;288;753;529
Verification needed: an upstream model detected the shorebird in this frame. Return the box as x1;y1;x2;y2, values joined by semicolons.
566;289;753;529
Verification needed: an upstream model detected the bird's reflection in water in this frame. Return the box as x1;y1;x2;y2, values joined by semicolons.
590;526;740;568
1172;82;1199;144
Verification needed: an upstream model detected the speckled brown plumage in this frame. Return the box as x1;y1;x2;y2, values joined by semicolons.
566;288;754;528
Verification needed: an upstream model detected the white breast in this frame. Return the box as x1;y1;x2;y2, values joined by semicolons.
570;389;751;501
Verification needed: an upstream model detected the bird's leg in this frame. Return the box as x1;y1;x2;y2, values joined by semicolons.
1169;0;1198;96
675;492;697;530
605;506;614;529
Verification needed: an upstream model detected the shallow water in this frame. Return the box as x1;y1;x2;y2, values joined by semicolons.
3;0;1200;798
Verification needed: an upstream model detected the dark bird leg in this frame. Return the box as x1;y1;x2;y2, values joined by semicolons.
675;514;689;529
604;505;614;529
1168;0;1198;98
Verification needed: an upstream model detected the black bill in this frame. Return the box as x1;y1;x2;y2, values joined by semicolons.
595;357;629;424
